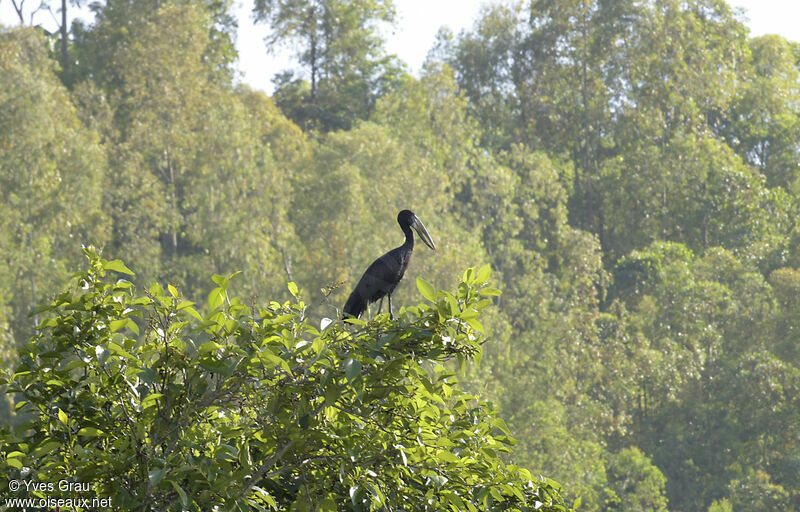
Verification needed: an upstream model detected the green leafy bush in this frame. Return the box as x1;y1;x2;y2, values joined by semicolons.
0;250;567;511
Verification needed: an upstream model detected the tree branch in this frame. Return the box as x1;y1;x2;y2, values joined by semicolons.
10;0;25;24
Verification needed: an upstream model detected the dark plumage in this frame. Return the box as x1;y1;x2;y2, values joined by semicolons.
343;210;436;319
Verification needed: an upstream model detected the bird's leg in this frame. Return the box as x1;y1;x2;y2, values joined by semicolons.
376;297;383;316
367;302;371;319
388;294;393;319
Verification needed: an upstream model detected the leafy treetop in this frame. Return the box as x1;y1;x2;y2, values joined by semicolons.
0;249;568;511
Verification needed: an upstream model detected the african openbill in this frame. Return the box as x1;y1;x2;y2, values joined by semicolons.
342;210;436;319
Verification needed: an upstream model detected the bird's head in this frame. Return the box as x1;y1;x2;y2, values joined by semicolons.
398;210;436;250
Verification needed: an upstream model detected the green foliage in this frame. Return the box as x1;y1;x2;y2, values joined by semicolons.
69;4;303;303
717;35;800;189
724;470;794;512
70;0;238;87
289;66;489;318
605;447;669;512
4;0;800;510
254;0;405;130
0;252;568;511
0;26;110;347
599;133;789;264
768;267;800;362
609;243;800;510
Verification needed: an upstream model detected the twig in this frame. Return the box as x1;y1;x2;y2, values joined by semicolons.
281;247;294;282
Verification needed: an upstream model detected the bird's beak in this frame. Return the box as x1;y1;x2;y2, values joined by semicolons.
412;215;436;250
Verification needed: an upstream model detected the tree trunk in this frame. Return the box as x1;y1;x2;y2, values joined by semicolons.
11;0;24;24
308;5;318;101
29;232;39;328
310;36;317;100
580;8;593;234
168;157;178;255
60;0;70;75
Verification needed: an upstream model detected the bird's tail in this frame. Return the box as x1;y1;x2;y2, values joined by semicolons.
342;291;366;319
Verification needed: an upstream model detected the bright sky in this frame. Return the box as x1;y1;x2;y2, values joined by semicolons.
234;0;800;93
2;0;799;94
232;0;490;92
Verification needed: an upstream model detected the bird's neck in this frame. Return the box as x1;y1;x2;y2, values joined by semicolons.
401;224;414;250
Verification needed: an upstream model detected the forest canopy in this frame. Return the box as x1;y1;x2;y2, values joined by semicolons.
2;0;800;510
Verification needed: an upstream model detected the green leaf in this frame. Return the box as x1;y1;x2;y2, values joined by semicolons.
288;282;299;297
436;449;460;464
57;408;68;425
460;309;479;320
466;318;485;333
78;427;104;437
137;367;157;384
344;357;362;383
149;469;167;487
252;487;277;509
33;440;61;457
215;444;237;461
258;350;286;370
343;316;366;326
182;306;203;321
494;417;512;436
462;267;475;283
64;359;86;371
103;259;134;275
127;318;140;335
350;486;360;508
199;359;229;374
239;440;252;468
142;393;164;410
109;319;128;332
212;274;228;288
170;480;188;508
31;303;56;316
108;341;136;361
95;345;109;365
475;263;491;284
199;341;224;354
324;385;341;405
416;277;436;302
177;300;195;310
168;284;179;298
428;474;449;488
149;283;164;297
208;287;225;311
479;287;502;296
109;317;139;335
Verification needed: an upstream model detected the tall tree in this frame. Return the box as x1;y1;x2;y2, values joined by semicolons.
439;0;752;259
71;3;303;301
0;27;109;344
6;0;78;79
1;253;569;511
70;0;238;88
717;35;800;189
254;0;403;130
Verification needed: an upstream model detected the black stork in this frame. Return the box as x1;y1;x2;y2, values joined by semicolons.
342;210;436;319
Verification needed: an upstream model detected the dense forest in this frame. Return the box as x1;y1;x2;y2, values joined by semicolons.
1;0;800;510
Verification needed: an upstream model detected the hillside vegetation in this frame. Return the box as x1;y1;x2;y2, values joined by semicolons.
2;1;800;510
